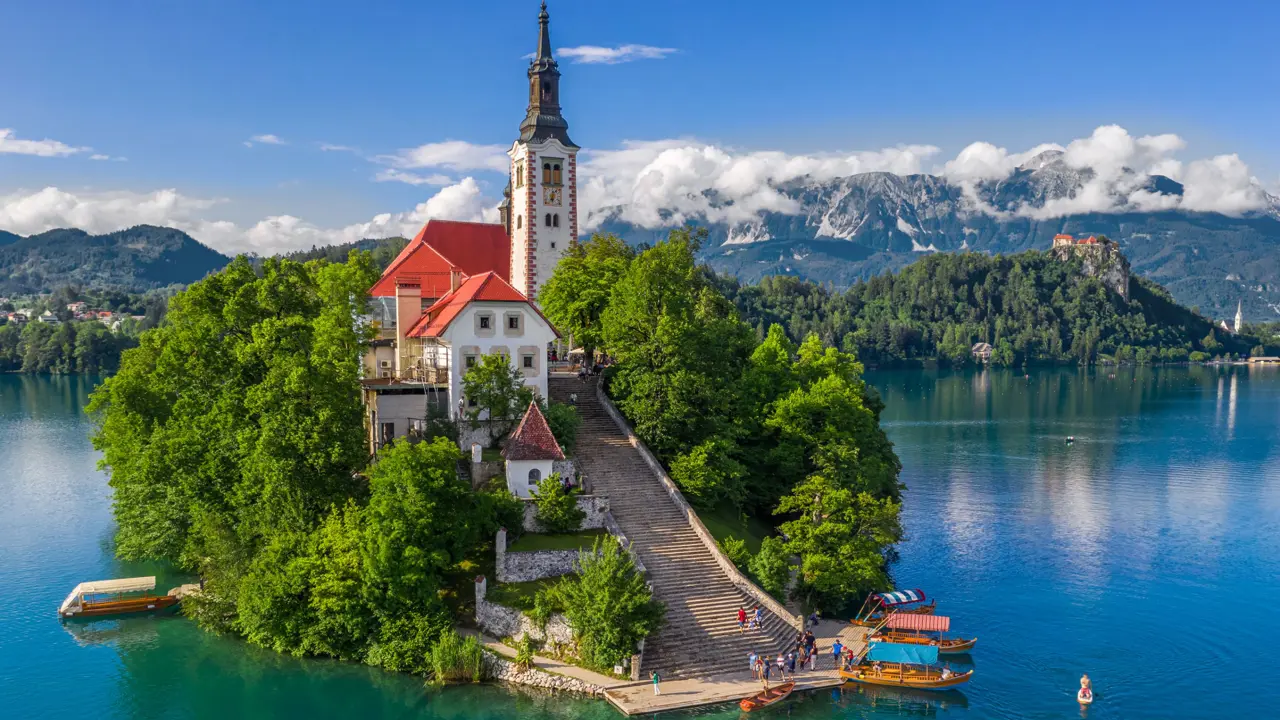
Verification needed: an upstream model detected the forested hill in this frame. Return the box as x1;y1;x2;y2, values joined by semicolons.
717;251;1264;366
0;225;230;295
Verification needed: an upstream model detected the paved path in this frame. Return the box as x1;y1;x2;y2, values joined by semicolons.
465;630;628;690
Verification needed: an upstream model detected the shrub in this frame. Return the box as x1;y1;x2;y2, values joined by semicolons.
530;474;584;533
529;588;557;632
428;629;484;683
551;537;665;672
749;536;793;599
670;438;745;506
542;401;582;451
718;535;750;570
514;635;536;671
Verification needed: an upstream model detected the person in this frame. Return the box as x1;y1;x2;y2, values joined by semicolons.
761;658;771;690
832;639;843;668
808;650;817;671
804;630;816;653
872;661;882;677
941;667;952;680
753;606;763;630
737;606;747;634
807;609;821;627
787;650;797;676
651;670;661;695
569;391;577;405
577;366;587;382
776;653;785;680
748;651;758;679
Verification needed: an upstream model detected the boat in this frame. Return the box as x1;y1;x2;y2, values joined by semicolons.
58;577;182;620
852;589;936;627
839;642;973;691
1078;687;1094;705
739;682;795;711
870;613;977;654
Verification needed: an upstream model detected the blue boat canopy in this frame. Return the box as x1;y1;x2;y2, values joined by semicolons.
875;589;926;606
866;641;940;666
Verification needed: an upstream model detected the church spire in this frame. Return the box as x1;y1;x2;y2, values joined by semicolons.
519;1;576;148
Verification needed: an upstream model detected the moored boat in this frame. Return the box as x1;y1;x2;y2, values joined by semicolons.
871;613;977;654
852;589;936;627
839;642;973;691
58;577;181;620
739;682;795;711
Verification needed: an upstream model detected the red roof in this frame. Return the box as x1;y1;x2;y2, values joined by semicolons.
1053;233;1074;240
405;272;558;339
371;220;510;298
503;402;565;461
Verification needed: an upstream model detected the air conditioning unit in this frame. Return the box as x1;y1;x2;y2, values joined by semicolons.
380;371;391;378
379;360;391;369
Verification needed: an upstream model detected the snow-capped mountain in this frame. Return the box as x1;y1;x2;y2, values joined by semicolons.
591;153;1280;321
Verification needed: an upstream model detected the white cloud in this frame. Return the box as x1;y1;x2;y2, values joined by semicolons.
379;140;509;173
318;142;357;153
90;154;111;161
557;44;678;65
375;169;454;186
579;139;939;229
0;128;86;157
0;179;497;256
1180;154;1271;215
244;134;286;147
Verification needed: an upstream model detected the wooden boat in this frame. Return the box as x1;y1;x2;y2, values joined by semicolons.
58;577;181;620
840;661;973;690
852;589;936;627
871;630;977;654
739;682;795;711
852;601;938;627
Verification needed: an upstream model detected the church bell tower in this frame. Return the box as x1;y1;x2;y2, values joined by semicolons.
508;1;578;299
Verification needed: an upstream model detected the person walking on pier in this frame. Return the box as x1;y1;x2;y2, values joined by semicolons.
749;651;759;680
761;657;772;691
787;649;797;677
832;640;844;670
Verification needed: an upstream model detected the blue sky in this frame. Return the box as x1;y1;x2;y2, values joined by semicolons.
1;0;1277;253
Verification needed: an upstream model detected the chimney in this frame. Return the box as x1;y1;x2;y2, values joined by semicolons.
395;282;422;376
450;269;463;293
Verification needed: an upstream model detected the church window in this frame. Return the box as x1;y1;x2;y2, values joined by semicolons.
552;163;562;186
515;162;524;188
543;162;551;184
516;215;522;229
550;242;556;249
528;468;541;485
552;214;560;228
545;213;552;227
543;159;562;186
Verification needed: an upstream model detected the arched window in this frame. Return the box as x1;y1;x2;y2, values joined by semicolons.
516;215;522;229
543;162;552;185
552;163;562;186
528;468;541;485
545;213;552;227
552;214;560;228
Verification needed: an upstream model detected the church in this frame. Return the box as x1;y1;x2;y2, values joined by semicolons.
361;3;576;451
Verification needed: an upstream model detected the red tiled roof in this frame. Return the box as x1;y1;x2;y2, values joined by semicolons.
370;220;511;298
405;272;559;339
1053;234;1074;240
503;402;565;461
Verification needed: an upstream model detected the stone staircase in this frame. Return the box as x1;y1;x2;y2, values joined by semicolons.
550;375;797;678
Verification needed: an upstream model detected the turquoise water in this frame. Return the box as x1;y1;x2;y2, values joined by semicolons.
2;368;1279;718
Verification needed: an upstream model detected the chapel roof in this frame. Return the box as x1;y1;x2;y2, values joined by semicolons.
503;401;565;461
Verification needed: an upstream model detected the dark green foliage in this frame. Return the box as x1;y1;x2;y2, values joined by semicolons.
718;252;1257;366
541;401;581;451
0;320;137;373
282;237;408;271
530;474;584;534
538;233;635;363
0;225;229;295
462;353;535;436
717;536;750;570
514;635;536;671
550;537;665;672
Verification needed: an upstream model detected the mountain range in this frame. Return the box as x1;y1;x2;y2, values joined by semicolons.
594;150;1280;322
3;150;1279;322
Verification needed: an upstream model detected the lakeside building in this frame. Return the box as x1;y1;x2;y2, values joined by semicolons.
361;3;574;451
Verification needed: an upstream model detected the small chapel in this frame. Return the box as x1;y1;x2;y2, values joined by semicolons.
361;3;576;451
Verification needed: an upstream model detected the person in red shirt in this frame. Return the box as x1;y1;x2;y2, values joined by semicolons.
737;606;747;633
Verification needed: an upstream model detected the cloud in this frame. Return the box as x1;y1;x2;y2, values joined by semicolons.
379;140;509;173
244;134;286;147
90;154;110;161
556;44;677;65
579;139;940;229
0;179;497;256
318;142;357;153
0;128;87;157
375;169;454;186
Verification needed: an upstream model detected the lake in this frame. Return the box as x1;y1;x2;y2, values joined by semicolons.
2;367;1278;718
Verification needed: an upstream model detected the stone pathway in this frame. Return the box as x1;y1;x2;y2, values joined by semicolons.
465;630;627;690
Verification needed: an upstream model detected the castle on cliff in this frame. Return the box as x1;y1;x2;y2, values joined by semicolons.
1050;234;1131;301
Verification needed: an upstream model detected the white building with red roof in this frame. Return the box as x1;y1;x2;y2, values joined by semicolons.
502;401;566;498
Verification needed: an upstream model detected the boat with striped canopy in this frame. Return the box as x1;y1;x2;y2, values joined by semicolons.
839;641;973;690
870;613;978;654
852;589;937;627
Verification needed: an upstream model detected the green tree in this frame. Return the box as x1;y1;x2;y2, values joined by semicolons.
541;401;581;450
670;437;746;506
748;536;793;600
552;537;665;672
717;536;750;570
538;233;635;363
462;353;535;436
530;473;584;533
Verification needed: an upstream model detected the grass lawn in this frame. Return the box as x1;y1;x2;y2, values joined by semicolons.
481;447;503;462
508;528;608;552
485;577;565;612
699;503;773;555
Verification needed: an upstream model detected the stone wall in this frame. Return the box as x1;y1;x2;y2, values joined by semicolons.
552;458;577;483
474;576;575;646
520;493;608;533
470;460;503;489
495;527;584;583
482;652;604;697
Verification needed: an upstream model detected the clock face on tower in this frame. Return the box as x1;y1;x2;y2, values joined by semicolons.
543;186;562;206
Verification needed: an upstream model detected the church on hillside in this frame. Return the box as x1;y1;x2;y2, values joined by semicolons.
362;2;577;451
